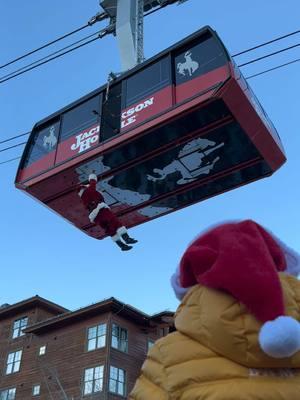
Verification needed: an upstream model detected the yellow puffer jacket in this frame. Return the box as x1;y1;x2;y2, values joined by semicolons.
129;274;300;400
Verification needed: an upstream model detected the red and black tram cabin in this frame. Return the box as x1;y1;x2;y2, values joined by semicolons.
15;26;286;239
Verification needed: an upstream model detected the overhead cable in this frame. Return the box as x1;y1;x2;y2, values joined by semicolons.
0;142;26;153
3;35;296;83
233;29;300;57
0;156;21;165
238;42;300;67
0;24;89;70
246;57;300;79
144;4;300;60
0;132;30;145
0;35;101;84
0;31;100;82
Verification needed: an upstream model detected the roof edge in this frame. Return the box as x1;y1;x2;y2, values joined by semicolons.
0;296;68;320
25;297;174;334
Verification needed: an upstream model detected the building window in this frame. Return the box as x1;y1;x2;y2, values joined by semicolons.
32;385;40;396
0;388;16;400
147;339;155;351
87;324;106;351
38;345;46;356
12;317;28;338
83;366;104;395
109;366;126;396
111;324;128;352
6;351;22;374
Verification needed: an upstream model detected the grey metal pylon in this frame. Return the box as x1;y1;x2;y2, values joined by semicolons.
99;0;189;71
99;0;144;70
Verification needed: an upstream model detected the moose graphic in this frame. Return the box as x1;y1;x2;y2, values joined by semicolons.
177;50;199;77
43;126;57;150
147;138;225;185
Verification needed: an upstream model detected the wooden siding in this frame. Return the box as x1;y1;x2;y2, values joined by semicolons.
0;306;173;399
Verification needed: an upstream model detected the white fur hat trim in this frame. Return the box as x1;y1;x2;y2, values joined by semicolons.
270;234;300;277
170;266;193;301
89;173;98;182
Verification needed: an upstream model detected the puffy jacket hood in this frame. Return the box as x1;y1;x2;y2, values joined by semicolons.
175;273;300;369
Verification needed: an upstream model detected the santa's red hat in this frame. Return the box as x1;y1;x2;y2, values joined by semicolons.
171;220;300;359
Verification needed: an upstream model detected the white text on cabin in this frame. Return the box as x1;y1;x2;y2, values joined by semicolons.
121;97;154;128
71;125;100;153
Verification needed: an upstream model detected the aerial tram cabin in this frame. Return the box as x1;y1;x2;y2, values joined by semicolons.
15;26;286;239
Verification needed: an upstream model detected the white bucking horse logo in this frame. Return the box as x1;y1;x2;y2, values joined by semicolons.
43;125;57;150
147;138;225;185
177;51;199;77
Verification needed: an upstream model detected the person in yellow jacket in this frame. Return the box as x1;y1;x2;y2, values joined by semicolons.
129;220;300;400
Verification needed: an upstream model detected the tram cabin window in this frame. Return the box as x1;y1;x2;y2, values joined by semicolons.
123;57;171;107
174;32;227;87
60;95;101;142
23;120;60;169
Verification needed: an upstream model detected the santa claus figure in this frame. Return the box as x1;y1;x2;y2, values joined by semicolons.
130;220;300;399
78;173;137;251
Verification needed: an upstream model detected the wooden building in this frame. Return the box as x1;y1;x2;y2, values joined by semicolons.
0;296;174;399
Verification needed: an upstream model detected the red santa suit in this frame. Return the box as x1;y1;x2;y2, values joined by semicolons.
78;174;127;241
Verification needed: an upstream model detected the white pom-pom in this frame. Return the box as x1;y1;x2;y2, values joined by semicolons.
259;316;300;358
89;174;98;182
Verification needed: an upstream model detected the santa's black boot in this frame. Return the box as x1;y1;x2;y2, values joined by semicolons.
115;240;133;251
121;233;138;244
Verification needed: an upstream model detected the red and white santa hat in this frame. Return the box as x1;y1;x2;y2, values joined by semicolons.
171;220;300;359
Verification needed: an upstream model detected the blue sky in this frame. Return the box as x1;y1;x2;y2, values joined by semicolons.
1;0;299;315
